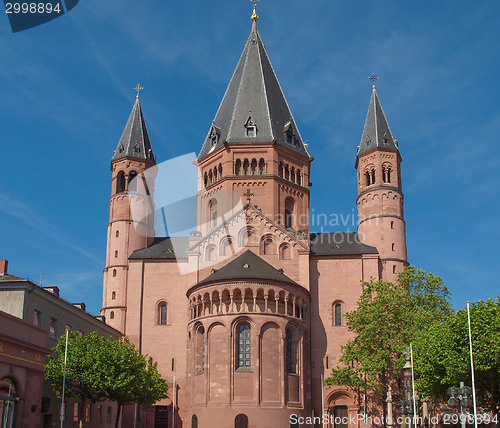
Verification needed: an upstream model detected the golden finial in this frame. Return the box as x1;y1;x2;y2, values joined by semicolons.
250;0;259;22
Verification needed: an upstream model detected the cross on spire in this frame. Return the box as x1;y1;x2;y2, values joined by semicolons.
134;84;144;98
368;73;380;88
242;188;254;204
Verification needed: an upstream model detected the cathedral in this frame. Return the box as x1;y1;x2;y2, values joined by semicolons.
101;5;408;428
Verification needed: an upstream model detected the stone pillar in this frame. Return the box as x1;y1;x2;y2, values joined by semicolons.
387;386;394;428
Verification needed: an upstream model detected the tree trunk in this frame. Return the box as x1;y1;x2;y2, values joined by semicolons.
114;402;122;428
79;397;86;428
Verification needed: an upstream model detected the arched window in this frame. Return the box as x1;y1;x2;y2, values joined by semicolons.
110;311;115;320
237;324;251;369
115;230;119;237
290;167;295;183
209;199;217;228
333;303;342;326
221;237;233;257
116;171;126;193
112;269;117;277
278;162;284;178
391;221;395;229
111;291;116;300
285;165;290;181
392;243;395;251
261;236;276;255
114;250;118;258
218;163;223;178
235;159;241;175
280;244;292;260
286;328;296;374
243;159;249;175
0;378;17;428
191;414;198;428
204;173;208;187
128;171;138;192
251;159;257;175
205;245;216;261
235;414;248;428
371;169;376;184
208;170;213;185
297;169;301;185
259;158;265;174
158;302;167;325
285;210;292;229
195;326;205;374
365;171;371;186
285;197;295;229
393;265;397;274
213;167;218;181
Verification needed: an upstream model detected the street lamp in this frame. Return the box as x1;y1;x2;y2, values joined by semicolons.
447;383;473;428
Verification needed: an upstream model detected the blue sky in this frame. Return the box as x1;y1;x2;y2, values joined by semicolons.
1;0;499;316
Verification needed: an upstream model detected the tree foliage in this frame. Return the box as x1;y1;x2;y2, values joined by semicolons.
324;266;452;396
413;297;500;414
45;331;168;428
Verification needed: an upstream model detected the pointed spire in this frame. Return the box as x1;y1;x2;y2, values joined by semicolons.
112;96;156;165
198;13;309;160
358;86;398;156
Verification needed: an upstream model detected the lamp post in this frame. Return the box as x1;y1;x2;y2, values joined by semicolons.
447;382;473;428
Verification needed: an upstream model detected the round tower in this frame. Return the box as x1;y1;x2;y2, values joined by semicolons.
356;86;408;281
101;93;157;333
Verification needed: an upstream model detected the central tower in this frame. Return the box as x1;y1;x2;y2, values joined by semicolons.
196;6;312;237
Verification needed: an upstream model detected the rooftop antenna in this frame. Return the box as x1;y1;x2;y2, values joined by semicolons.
40;272;45;286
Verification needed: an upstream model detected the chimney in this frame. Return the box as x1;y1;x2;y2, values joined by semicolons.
0;260;8;276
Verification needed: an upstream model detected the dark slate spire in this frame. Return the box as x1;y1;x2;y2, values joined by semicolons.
198;9;309;160
112;95;156;164
358;86;398;156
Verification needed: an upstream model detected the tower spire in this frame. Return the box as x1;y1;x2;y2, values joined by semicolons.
357;86;398;156
112;95;156;165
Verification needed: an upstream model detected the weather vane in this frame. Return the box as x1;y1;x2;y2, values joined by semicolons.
368;73;380;83
134;84;144;98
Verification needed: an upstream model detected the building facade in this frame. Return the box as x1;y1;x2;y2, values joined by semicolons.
101;8;408;428
0;260;121;428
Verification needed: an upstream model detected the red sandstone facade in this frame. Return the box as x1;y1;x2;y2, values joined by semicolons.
101;10;408;428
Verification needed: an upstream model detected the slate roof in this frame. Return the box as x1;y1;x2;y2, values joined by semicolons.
198;19;309;160
197;250;298;286
309;232;378;256
112;96;156;165
129;237;189;259
358;87;398;156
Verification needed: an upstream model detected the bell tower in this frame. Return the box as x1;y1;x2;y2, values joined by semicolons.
356;85;408;281
196;7;312;237
101;91;157;333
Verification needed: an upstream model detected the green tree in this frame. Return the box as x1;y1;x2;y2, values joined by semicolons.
324;267;452;420
45;331;168;428
414;297;500;415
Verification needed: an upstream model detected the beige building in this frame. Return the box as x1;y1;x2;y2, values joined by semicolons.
0;260;121;428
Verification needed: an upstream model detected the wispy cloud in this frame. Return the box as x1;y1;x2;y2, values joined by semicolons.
0;193;102;264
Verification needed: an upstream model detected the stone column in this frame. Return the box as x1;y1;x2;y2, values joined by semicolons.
387;386;394;428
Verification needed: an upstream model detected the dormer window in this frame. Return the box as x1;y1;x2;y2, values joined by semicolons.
209;125;220;148
246;125;256;137
283;121;294;145
245;116;257;137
